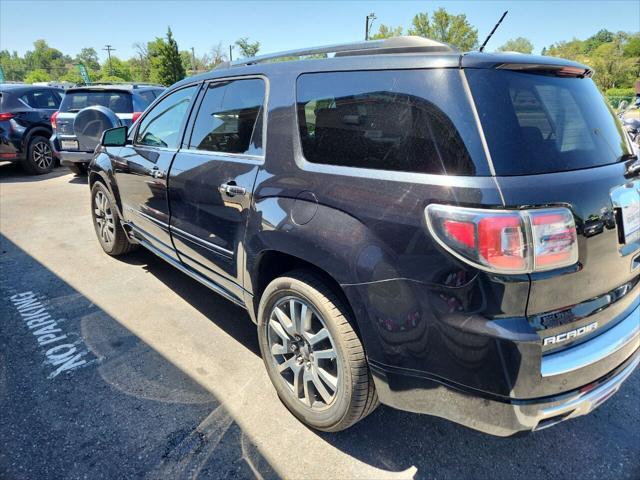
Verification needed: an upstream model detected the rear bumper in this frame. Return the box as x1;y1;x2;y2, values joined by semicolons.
50;134;93;165
371;349;639;436
362;280;639;436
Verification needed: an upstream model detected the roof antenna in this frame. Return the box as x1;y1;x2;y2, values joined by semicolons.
478;11;508;52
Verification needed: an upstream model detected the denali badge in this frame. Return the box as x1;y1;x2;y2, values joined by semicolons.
543;322;598;346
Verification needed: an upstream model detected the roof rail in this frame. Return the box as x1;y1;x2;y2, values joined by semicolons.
217;36;457;69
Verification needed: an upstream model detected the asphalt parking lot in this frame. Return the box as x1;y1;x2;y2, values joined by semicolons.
1;162;639;480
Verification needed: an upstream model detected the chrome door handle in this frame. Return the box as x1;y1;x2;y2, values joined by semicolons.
151;168;165;179
219;182;247;196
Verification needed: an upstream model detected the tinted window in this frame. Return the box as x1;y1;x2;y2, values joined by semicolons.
466;69;632;175
60;90;132;113
189;78;265;155
135;86;197;149
138;90;157;108
297;70;480;175
20;89;60;109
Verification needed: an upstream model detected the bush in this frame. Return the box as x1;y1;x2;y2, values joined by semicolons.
605;87;636;108
25;68;51;83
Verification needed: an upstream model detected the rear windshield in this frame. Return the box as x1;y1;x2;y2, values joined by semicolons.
60;90;132;113
466;69;632;176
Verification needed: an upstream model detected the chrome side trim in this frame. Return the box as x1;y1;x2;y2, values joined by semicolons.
170;226;234;258
131;225;245;308
541;303;640;377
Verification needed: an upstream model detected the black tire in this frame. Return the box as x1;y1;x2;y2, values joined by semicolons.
257;270;378;432
90;181;137;256
67;163;88;176
22;135;55;175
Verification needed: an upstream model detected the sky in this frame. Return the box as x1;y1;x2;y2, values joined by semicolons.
1;0;639;62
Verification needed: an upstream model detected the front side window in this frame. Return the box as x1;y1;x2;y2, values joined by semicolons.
135;86;197;149
296;70;479;175
189;78;265;156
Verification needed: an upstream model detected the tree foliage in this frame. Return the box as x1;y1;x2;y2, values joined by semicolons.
371;24;403;40
407;8;478;51
497;37;534;54
154;27;186;86
544;31;640;90
235;37;260;58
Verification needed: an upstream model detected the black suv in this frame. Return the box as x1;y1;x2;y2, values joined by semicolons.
0;84;63;174
51;84;164;174
87;37;640;436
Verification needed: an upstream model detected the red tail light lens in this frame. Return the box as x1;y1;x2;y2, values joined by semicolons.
426;205;578;274
50;111;59;130
131;112;142;124
0;112;15;121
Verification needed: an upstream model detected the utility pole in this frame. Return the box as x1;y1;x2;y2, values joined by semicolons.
229;45;233;62
191;47;196;73
103;44;115;75
365;12;376;41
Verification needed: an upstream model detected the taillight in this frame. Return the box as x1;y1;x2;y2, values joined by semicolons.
426;205;578;274
0;112;15;121
131;112;142;124
51;111;59;130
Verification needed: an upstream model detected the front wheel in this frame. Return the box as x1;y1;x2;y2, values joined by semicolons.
257;271;378;432
91;182;137;256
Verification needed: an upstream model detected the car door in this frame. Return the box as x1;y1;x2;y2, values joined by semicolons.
168;77;266;297
114;84;200;259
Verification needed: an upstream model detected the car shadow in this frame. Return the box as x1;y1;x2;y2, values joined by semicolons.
0;234;278;479
0;161;69;182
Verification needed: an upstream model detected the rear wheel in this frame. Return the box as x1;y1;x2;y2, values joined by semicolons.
23;135;54;174
257;271;378;432
67;163;88;176
91;182;137;256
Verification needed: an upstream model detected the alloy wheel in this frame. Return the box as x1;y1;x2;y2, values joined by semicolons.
93;190;115;246
32;141;53;170
267;296;340;410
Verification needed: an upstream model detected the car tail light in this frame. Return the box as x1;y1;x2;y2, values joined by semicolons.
0;112;15;121
132;112;142;124
50;111;59;130
426;205;578;274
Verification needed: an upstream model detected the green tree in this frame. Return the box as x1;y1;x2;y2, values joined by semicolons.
407;8;478;51
25;68;51;83
24;40;70;79
583;29;614;53
154;28;185;86
0;50;26;81
75;47;100;71
99;56;132;81
371;24;403;40
623;33;640;57
497;37;534;54
235;37;260;58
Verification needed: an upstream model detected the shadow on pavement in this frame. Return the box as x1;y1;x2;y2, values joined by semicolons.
0;235;277;479
0;161;69;183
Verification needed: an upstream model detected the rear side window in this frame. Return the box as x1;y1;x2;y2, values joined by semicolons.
466;69;632;175
20;90;60;109
60;90;132;113
189;78;265;156
137;90;157;109
296;70;482;175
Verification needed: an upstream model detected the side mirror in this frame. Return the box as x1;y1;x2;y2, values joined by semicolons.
101;126;128;147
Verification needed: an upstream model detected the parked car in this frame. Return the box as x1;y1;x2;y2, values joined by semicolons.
87;36;640;436
0;83;63;174
51;83;164;175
